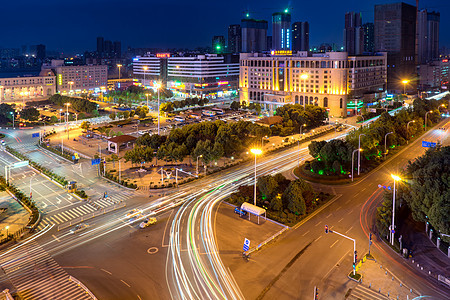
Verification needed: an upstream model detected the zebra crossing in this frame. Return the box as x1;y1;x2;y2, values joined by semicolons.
0;240;92;299
347;284;389;300
37;193;130;231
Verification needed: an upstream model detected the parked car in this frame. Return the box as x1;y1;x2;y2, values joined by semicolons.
234;207;247;216
139;217;157;229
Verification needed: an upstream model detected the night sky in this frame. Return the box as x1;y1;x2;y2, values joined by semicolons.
0;0;448;53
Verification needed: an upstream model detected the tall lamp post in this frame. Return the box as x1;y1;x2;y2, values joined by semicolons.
65;103;71;140
9;111;14;128
358;134;366;175
406;120;415;144
390;174;402;245
250;148;262;206
300;73;308;109
68;81;74;95
117;64;122;80
298;124;306;168
351;148;362;182
145;93;150;108
143;66;148;87
196;155;203;176
425;110;433;131
155;82;161;135
384;132;393;160
401;80;409;95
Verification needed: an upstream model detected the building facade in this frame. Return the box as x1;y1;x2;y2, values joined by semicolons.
241;19;268;53
374;2;416;91
228;25;241;54
417;10;440;64
344;12;364;56
292;22;309;52
239;51;386;117
362;23;374;53
272;12;291;51
418;59;449;89
133;53;239;98
0;69;56;102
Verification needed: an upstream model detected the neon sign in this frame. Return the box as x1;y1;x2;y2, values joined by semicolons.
156;53;171;58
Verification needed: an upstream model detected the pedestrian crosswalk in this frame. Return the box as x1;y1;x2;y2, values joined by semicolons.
347;284;389;300
0;240;92;299
36;193;130;231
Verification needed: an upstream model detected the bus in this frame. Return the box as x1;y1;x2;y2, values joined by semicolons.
202;110;216;117
211;108;224;115
174;116;186;122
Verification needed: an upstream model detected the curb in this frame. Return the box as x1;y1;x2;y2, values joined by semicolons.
101;175;137;191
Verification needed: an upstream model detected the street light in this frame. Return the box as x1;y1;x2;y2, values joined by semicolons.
300;73;308;108
117;64;122;80
250;148;262;206
5;226;9;237
68;81;74;95
358;134;366;176
406;120;415;144
65;103;71;140
298;124;306;168
425;110;433;131
401;80;409;95
155;82;161;135
145;93;150;108
9;111;14;128
351;149;362;182
384;132;393;160
196;155;203;176
390;174;402;245
143;66;148;87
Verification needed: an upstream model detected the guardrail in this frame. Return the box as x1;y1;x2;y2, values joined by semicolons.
1;289;14;300
68;276;97;300
57;202;126;231
244;226;289;256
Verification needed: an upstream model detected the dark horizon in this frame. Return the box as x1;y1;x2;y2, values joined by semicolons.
0;0;449;54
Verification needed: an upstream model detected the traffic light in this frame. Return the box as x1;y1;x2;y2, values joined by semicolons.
315;287;319;300
354;250;357;263
325;225;329;234
369;232;372;241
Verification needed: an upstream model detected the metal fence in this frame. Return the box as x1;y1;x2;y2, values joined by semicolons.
57;202;126;231
68;276;97;300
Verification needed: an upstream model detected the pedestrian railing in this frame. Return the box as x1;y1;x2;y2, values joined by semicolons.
57;202;126;231
68;276;97;300
244;226;289;256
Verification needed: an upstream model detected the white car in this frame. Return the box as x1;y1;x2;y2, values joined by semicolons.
70;223;89;234
139;217;157;229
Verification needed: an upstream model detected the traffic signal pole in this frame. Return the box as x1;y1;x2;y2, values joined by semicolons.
325;225;357;276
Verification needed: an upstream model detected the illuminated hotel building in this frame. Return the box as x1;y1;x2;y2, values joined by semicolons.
133;53;239;98
239;51;386;117
0;69;56;102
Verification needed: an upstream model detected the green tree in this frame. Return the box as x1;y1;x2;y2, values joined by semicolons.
20;107;40;121
80;121;91;131
257;175;279;201
230;101;240;111
282;180;306;215
109;112;116;120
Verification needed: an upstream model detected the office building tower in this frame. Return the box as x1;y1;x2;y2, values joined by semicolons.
292;22;309;52
417;9;440;64
272;11;291;51
344;12;363;55
241;18;268;52
267;36;272;51
212;36;226;53
362;23;374;53
228;25;241;53
104;40;113;55
375;2;416;91
114;41;122;58
36;44;46;60
97;37;104;55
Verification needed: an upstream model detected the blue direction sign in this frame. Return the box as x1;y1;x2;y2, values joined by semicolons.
422;141;437;148
91;158;101;165
243;238;250;252
31;132;40;138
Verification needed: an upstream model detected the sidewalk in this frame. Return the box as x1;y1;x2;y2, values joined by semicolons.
0;192;29;239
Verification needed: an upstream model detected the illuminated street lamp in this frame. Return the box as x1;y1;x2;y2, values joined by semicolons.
65;103;71;140
384;132;393;160
425;110;433;131
351;149;362;182
250;148;262;206
358;134;366;175
401;80;409;95
145;93;150;108
406;120;415;144
117;64;122;80
9;111;14;128
390;174;402;245
155;82;161;135
297;124;306;168
5;226;9;237
143;66;148;87
68;81;74;95
196;155;203;176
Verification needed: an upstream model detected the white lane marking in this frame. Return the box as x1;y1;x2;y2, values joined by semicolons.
301;230;310;237
52;235;60;242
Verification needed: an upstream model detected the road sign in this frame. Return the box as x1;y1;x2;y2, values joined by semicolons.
422;141;437;148
31;132;40;138
91;158;101;165
391;229;395;234
243;238;250;252
11;161;29;169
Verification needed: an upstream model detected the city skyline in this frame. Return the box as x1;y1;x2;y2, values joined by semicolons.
0;0;448;53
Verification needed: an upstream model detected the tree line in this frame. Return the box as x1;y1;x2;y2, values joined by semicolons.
49;94;98;113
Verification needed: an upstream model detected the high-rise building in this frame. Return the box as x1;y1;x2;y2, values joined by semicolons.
272;11;291;51
104;40;113;55
113;41;122;58
228;25;241;53
375;2;416;91
241;18;268;52
344;12;363;55
266;36;272;51
417;9;440;64
292;22;309;52
97;37;104;55
212;36;226;53
362;23;374;53
36;44;46;60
